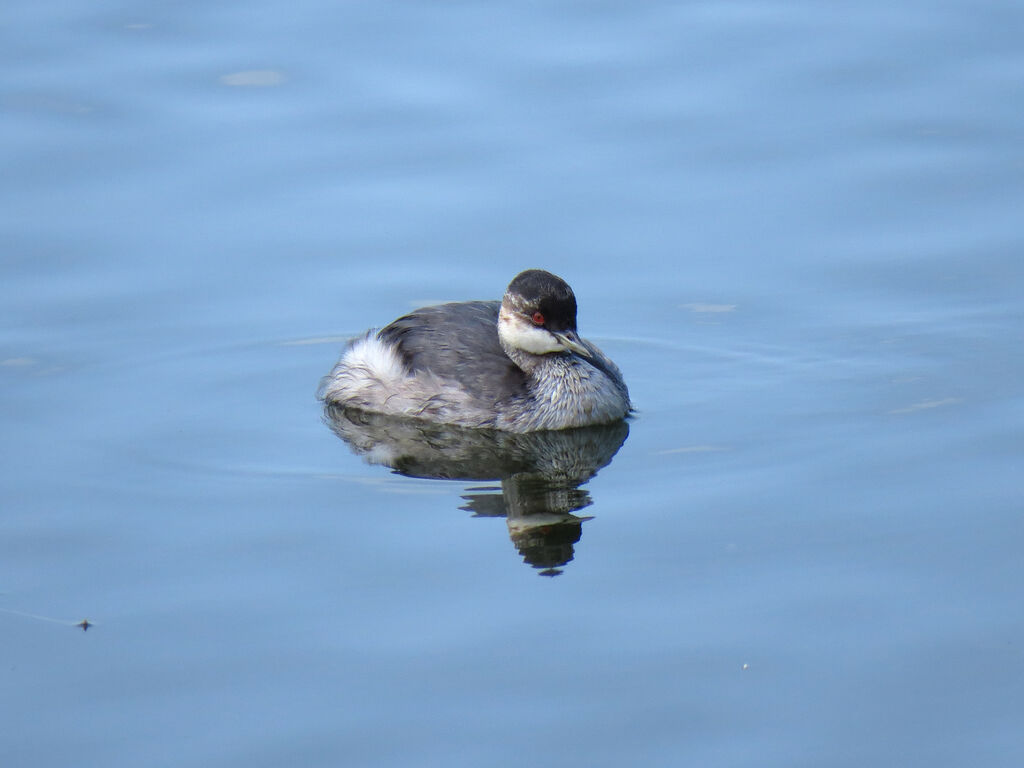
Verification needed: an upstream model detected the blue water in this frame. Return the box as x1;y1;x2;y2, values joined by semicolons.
3;1;1023;765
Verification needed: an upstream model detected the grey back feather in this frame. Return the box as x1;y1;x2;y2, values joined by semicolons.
377;300;528;403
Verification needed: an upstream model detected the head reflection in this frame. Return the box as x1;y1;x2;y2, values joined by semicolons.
324;404;629;575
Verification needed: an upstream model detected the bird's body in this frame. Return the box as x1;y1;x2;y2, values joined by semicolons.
319;270;630;432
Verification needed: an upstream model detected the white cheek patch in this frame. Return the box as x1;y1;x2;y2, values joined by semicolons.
498;314;563;355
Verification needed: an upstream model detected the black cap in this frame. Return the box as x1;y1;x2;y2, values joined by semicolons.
505;269;578;332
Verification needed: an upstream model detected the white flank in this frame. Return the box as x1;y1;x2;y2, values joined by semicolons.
343;335;407;382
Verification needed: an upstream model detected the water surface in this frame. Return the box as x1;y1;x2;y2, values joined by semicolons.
3;1;1023;766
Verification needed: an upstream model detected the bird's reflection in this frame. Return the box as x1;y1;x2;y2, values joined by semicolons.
324;404;629;575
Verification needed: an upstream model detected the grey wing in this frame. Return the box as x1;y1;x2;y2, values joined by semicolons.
378;300;528;402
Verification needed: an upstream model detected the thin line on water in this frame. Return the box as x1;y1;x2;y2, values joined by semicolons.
0;606;93;629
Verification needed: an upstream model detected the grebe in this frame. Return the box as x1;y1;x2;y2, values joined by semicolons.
319;269;631;432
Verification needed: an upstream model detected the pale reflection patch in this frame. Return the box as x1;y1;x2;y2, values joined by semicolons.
682;303;737;313
889;397;961;414
219;70;287;87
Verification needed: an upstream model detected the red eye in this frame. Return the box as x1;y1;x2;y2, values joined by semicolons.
531;311;545;326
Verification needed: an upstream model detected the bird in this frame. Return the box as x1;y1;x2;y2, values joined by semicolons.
319;269;631;432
